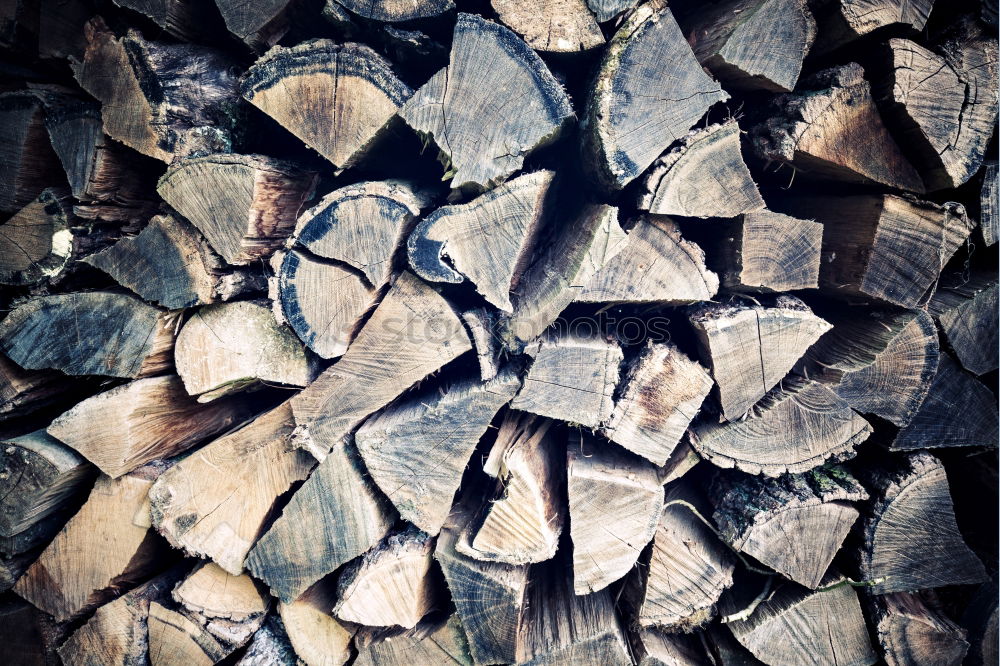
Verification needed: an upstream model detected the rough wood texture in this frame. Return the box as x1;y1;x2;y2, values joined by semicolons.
409;170;552;312
354;616;472;666
149;402;315;575
278;581;354;666
631;629;705;666
237;614;297;666
113;0;217;42
858;452;987;594
463;307;502;380
689;295;831;420
929;272;998;376
0;188;76;286
0;91;64;213
157;154;317;266
0;354;74;419
174;562;267;624
752;64;924;192
869;591;969;666
215;0;295;50
980;161;998;246
586;0;637;21
585;0;728;191
601;341;712;466
242;40;412;170
713;210;822;292
147;601;231;665
356;370;520;535
814;0;933;51
0;291;175;379
638;121;765;219
711;466;867;588
690;377;872;475
400;13;574;192
492;0;603;52
328;0;454;22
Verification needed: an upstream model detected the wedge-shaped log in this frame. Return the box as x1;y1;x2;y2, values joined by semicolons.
568;433;662;594
0;291;175;379
237;614;297;665
409;170;553;312
752;64;923;192
279;581;354;666
0;354;78;419
929;272;998;375
689;295;831;420
356;371;520;535
149;402;315;575
869;591;969;666
327;0;454;22
0;188;77;287
215;0;295;50
174;562;268;625
147;601;232;665
631;629;706;666
492;0;603;52
0;91;64;213
712;210;822;292
400;13;574;191
242;40;412;170
113;0;218;42
857;452;987;594
355;616;473;666
711;466;867;588
813;0;933;52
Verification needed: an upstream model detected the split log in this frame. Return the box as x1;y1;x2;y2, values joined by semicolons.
491;0;603;52
175;301;316;401
399;13;574;192
929;272;998;375
658;439;702;487
278;581;355;666
868;591;969;666
601;341;712;466
354;616;472;666
584;0;728;191
802;308;939;427
237;615;298;666
690;377;872;476
963;583;999;666
510;334;623;428
460;412;564;565
242;40;412;171
751;64;924;192
289;271;471;457
704;624;765;665
567;432;663;594
980;161;998;245
631;629;706;666
112;0;217;42
355;370;520;535
149;402;315;575
73;18;240;162
0;354;76;419
637;121;765;219
463;308;502;380
673;0;815;92
408;170;553;312
326;0;454;22
0;291;176;379
215;0;295;49
574;216;719;304
711;466;867;588
14;465;166;621
711;210;823;292
0;91;64;213
723;573;877;666
174;562;267;625
812;0;933;52
688;295;831;420
147;601;231;665
0;188;75;286
157;154;317;266
587;0;637;21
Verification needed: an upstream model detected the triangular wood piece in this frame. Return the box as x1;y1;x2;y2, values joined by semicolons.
631;629;706;665
712;210;823;292
929;271;998;376
354;616;473;666
215;0;294;49
147;601;232;665
869;591;970;666
0;188;77;287
0;91;64;212
329;0;454;22
812;0;933;52
278;581;355;666
491;0;603;52
173;562;267;624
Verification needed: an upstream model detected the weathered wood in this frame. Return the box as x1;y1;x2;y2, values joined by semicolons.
690;377;872;476
929;271;998;376
711;466;867;588
0;91;64;213
638;121;765;219
147;601;231;665
149;402;315;575
408;170;553;312
858;452;987;594
0;189;76;287
0;291;175;379
355;615;473;666
980;161;998;246
278;581;355;666
751;64;924;192
356;370;520;535
602;341;712;466
174;562;268;625
237;615;298;666
112;0;217;42
574;216;719;304
463;307;502;380
0;354;75;419
688;295;831;420
869;591;969;666
326;0;454;22
567;432;663;594
492;0;603;52
585;0;728;191
964;583;999;666
658;439;702;487
400;13;574;192
813;0;933;52
215;0;295;49
586;0;637;21
243;40;412;170
631;628;706;666
712;210;823;292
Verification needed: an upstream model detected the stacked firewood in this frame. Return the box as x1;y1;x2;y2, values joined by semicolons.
0;0;996;664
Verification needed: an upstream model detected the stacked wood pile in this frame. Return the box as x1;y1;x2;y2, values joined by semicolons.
0;0;997;664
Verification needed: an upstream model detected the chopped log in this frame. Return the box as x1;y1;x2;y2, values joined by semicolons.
929;272;998;376
0;291;175;379
574;216;719;304
980;161;998;246
658;439;702;486
356;370;520;535
112;0;217;42
326;0;454;22
0;91;65;213
586;0;637;21
175;301;315;401
601;341;712;466
408;170;553;312
704;624;766;665
711;466;867;588
0;189;75;286
278;581;355;666
858;452;987;594
355;616;473;666
584;1;728;191
0;354;75;419
463;307;502;380
147;601;230;665
638;122;765;219
802;308;939;427
289;271;472;457
491;0;603;52
813;0;933;52
215;0;294;49
868;591;969;666
673;0;815;92
631;628;706;666
964;583;999;666
688;295;832;420
751;64;924;192
567;432;663;594
893;354;999;451
157;154;317;266
14;466;166;621
511;334;623;428
237;615;298;666
400;13;574;192
174;561;268;624
149;402;315;574
73;18;240;162
724;573;877;666
242;40;412;170
712;210;823;292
